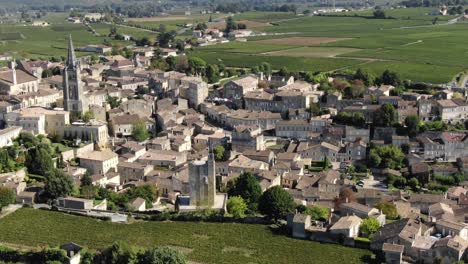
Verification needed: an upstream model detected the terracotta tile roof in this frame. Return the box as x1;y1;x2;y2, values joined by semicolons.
0;69;37;84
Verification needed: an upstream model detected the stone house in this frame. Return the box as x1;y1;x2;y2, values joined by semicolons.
409;193;445;214
0;62;39;95
431;236;468;264
275;119;331;139
231;125;265;152
223;75;258;100
437;99;468;123
292;214;311;239
371;218;422;253
111;114;155;137
60;242;83;264
435;219;468;240
329;215;362;238
340;202;386;226
78;149;118;175
138;149;187;168
130;197;146;212
228;155;269;174
382;243;404;264
117;162;152;183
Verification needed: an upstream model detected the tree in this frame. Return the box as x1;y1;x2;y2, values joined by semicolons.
166;56;177;71
101;241;137;264
373;9;386;19
213;145;225;161
334;188;356;209
303;206;330;221
369;145;405;169
138;247;186;264
195;22;207;31
360;218;380;238
375;202;398;219
225;16;237;33
278;67;289;77
408;177;420;191
206;64;220;83
106;95;122;109
82;111;94;123
175;56;190;73
258;186;295;221
259;62;272;76
158;24;167;34
0;187;15;210
132;121;150;142
188;57;207;76
227;172;262;212
109;26;117;37
369;151;382;168
45;169;74;199
81;171;92;187
379;70;401;86
404;115;420;137
374;104;397;127
157;31;176;48
334;112;365;127
227;196;247;218
25;146;54;176
354;68;375;86
345;80;365;99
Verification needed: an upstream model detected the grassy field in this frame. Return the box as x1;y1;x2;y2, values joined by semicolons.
188;8;468;83
0;209;372;264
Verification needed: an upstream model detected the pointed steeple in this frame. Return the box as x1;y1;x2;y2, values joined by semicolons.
67;34;76;67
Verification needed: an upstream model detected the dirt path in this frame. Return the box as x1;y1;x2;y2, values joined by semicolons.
0;204;21;219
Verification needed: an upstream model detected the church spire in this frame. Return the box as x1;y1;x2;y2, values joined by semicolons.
67;34;76;67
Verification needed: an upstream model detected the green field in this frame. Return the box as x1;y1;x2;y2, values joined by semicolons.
188;8;468;83
0;209;372;264
0;12;153;59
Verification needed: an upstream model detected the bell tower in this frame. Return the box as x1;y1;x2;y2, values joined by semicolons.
63;35;86;113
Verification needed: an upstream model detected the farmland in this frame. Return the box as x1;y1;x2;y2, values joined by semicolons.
0;209;372;264
188;9;468;83
0;12;153;59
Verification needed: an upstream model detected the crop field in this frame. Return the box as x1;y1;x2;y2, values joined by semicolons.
190;50;362;72
189;8;468;83
198;42;294;54
255;37;352;46
0;209;372;264
0;32;24;41
0;12;153;59
263;47;361;58
210;19;272;29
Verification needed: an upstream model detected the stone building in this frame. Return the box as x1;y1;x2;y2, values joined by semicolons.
0;61;39;95
63;35;87;114
188;153;216;207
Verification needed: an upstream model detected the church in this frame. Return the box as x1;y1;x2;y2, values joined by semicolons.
63;35;87;114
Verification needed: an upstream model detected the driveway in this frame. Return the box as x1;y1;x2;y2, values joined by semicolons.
359;176;388;191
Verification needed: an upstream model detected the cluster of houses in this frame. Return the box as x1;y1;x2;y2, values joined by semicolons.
290;187;468;263
0;33;467;263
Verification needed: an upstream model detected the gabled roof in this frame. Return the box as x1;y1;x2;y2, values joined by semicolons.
330;215;362;230
0;69;37;85
382;243;404;253
371;218;420;244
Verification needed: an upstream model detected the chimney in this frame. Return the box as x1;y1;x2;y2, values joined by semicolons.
9;61;17;85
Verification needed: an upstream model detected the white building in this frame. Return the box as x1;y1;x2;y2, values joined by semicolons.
0;126;21;147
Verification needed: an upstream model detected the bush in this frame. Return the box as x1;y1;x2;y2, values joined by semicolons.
227;196;247;218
